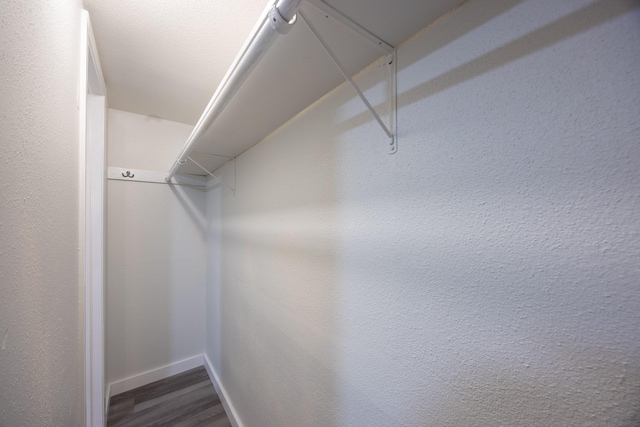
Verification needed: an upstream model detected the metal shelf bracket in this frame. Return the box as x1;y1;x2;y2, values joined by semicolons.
299;4;397;154
187;156;236;195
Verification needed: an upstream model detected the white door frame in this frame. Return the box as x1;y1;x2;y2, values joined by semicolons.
80;10;107;427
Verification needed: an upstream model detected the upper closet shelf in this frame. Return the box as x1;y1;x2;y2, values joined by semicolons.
166;0;465;179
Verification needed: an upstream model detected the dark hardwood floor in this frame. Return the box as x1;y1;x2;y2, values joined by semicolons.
107;366;232;427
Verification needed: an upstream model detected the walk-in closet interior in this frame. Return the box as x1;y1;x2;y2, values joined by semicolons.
2;0;639;425
90;0;640;425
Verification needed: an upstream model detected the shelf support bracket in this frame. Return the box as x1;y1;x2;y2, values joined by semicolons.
303;0;394;55
187;156;236;195
298;8;397;154
388;49;397;154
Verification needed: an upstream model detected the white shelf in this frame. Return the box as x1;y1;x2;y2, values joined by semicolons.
173;0;465;176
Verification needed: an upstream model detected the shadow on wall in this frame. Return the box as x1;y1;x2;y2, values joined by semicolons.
106;180;206;384
170;184;207;235
205;125;343;427
167;183;207;363
398;0;639;108
333;0;639;137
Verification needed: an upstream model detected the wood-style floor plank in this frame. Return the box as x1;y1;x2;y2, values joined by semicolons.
107;366;231;427
173;403;229;427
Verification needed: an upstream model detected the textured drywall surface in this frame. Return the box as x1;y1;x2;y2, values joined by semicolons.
106;110;206;384
205;0;640;425
0;1;85;425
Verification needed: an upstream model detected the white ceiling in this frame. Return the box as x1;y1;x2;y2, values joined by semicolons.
84;0;465;173
84;0;270;125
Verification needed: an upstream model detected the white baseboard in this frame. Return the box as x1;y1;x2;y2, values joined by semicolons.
108;355;205;397
203;354;244;427
106;354;242;427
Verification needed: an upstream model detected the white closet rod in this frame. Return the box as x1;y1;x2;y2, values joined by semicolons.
165;0;303;182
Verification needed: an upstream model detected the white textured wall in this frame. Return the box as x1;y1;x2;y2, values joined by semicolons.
106;109;205;384
205;0;640;425
0;1;85;425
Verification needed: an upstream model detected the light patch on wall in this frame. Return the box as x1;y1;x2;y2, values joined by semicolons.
1;328;8;351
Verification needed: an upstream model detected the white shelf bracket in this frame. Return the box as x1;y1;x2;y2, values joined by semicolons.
303;0;394;55
299;7;397;154
187;156;236;195
388;50;398;154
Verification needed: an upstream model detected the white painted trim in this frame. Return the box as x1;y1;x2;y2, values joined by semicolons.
107;167;208;187
85;14;106;96
87;93;107;427
108;355;205;397
79;11;89;426
203;354;244;427
82;10;108;427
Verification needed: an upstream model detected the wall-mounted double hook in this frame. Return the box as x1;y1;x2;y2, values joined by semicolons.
122;171;134;178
